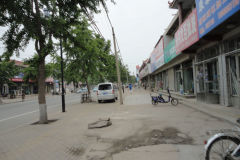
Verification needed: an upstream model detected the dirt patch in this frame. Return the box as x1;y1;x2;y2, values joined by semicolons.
109;127;193;155
67;146;85;156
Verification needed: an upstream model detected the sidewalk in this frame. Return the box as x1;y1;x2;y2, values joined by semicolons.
157;89;240;125
0;88;236;160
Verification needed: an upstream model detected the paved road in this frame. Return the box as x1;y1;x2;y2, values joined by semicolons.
0;93;82;134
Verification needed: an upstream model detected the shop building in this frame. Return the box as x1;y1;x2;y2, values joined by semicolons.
148;2;197;96
169;0;240;107
2;60;54;97
139;59;151;88
138;0;240;107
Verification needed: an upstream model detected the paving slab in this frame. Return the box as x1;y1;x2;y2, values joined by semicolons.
113;144;179;160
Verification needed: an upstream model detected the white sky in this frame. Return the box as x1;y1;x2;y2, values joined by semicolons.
94;0;177;74
0;0;177;75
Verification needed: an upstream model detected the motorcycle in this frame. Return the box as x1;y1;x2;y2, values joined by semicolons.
205;119;240;160
150;89;178;106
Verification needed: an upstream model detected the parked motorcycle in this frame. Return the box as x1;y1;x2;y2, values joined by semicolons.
205;119;240;160
150;89;178;106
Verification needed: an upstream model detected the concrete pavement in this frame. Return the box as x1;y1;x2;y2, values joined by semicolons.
0;88;237;160
156;89;240;125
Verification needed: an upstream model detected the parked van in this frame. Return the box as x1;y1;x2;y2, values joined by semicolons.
97;83;118;103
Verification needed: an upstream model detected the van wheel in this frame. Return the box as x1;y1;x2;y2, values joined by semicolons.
115;97;118;100
98;100;101;103
112;99;115;102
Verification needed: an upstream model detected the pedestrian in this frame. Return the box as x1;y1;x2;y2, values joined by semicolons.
22;90;25;102
129;83;132;94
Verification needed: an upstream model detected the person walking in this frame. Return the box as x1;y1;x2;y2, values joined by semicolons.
129;83;132;94
22;90;25;102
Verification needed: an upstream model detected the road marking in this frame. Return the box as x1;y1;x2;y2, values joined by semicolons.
0;110;38;122
0;99;80;123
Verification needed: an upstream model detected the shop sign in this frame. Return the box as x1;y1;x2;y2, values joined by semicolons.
175;9;199;54
164;39;177;63
150;37;164;72
196;0;240;38
11;78;24;82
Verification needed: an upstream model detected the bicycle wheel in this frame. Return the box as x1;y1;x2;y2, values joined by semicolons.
205;136;240;160
171;98;178;106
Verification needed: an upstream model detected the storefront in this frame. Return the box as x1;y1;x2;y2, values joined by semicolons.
195;44;220;104
194;0;240;106
224;37;240;107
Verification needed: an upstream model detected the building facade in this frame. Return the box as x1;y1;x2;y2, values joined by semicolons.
2;60;54;97
138;0;240;108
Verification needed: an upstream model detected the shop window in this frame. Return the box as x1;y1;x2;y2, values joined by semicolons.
206;60;219;94
197;45;219;62
229;39;236;52
223;41;229;53
229;56;238;96
237;37;240;49
196;64;204;93
197;51;205;62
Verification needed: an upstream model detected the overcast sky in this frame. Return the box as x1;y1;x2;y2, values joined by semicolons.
94;0;177;74
0;0;177;75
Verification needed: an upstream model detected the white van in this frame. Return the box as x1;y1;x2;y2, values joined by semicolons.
97;83;118;103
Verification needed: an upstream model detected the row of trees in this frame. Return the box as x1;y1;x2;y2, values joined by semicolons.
0;0;135;123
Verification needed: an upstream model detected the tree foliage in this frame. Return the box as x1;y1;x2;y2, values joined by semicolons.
23;54;52;83
64;21;112;93
0;0;111;122
0;60;19;103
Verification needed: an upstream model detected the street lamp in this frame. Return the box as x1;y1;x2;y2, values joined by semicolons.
60;36;65;112
44;8;65;112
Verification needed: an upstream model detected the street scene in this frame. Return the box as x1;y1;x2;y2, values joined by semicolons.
1;0;240;160
0;88;237;160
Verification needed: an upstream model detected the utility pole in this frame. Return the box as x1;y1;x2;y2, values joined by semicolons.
60;37;66;112
112;27;123;105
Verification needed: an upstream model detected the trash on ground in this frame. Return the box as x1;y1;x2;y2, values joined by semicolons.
88;118;112;129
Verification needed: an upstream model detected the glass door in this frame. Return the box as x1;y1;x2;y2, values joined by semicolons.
196;64;205;102
205;60;219;94
228;54;240;97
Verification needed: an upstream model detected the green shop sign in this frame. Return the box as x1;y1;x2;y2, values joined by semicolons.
164;39;177;63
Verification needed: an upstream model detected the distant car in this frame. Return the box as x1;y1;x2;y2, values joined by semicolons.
97;83;118;103
77;88;88;94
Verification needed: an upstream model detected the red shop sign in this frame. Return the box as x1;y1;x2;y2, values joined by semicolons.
175;8;199;54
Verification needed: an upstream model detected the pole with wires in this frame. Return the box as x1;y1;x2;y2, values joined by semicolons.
112;27;123;105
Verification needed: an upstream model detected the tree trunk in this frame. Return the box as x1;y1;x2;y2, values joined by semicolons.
38;58;48;123
86;80;90;95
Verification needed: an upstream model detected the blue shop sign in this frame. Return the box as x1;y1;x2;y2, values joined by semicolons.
196;0;240;38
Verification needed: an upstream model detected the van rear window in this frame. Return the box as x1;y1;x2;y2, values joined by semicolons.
98;84;112;90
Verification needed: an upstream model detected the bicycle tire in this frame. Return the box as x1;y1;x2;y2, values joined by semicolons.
171;98;178;106
205;136;240;160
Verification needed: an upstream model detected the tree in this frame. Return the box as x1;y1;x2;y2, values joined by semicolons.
23;54;52;85
64;21;111;95
0;60;19;104
0;0;111;123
